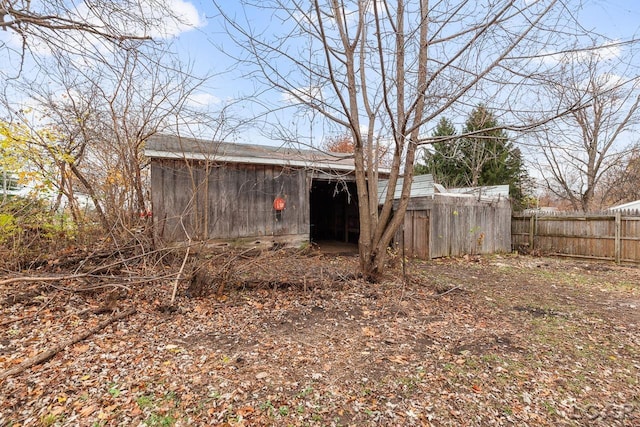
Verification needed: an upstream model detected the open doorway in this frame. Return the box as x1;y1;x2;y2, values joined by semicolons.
310;179;359;244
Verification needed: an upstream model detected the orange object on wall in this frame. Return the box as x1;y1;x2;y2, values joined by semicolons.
273;197;286;211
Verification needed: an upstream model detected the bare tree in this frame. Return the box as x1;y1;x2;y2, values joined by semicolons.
598;143;640;206
531;46;640;212
0;0;153;38
7;43;218;234
1;0;204;123
0;0;200;62
214;0;587;279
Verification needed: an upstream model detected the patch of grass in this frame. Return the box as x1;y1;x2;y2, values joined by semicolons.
136;395;154;409
542;400;557;415
278;405;289;416
260;400;275;417
480;354;501;364
465;357;479;369
108;383;121;398
144;412;176;427
599;280;638;293
135;392;181;426
296;385;313;398
361;387;373;396
397;376;419;393
164;391;179;403
40;413;59;427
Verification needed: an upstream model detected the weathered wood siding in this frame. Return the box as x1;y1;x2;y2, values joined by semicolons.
396;194;512;259
512;211;640;263
151;159;309;244
396;210;430;259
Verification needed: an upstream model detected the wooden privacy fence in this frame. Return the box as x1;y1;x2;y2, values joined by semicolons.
396;194;512;259
512;211;640;263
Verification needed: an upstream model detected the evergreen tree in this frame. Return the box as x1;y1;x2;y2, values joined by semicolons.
415;117;466;187
461;105;528;207
416;106;530;209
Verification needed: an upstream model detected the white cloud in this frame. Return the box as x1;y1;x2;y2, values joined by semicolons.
586;72;625;92
1;0;205;57
539;41;622;65
146;0;207;39
186;92;221;107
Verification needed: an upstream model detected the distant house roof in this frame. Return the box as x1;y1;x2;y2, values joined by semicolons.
446;185;510;199
608;199;640;211
144;134;366;173
378;174;435;202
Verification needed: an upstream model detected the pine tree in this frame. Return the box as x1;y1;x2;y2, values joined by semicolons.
415;117;466;187
460;105;528;208
416;106;529;209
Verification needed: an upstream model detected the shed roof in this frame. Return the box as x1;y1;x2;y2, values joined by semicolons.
144;134;362;173
377;176;511;204
446;185;510;199
378;174;435;202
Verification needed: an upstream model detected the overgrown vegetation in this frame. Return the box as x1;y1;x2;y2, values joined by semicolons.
0;196;94;269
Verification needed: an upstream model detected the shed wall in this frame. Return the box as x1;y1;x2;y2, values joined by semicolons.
151;159;309;244
396;195;512;259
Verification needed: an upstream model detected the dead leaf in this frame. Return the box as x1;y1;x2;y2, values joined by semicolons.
237;406;255;416
79;405;98;417
361;326;375;337
387;355;408;365
73;344;90;353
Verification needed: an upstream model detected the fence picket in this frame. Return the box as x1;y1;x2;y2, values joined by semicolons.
512;210;640;264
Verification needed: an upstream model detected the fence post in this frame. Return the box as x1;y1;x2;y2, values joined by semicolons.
614;212;621;264
529;215;535;250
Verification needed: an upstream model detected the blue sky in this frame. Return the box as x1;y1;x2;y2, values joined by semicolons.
160;0;640;145
578;0;640;39
1;0;639;146
178;1;640;91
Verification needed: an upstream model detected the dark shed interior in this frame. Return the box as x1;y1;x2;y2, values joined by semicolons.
310;179;359;244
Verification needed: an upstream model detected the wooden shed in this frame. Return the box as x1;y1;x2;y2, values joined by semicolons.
144;135;365;247
379;175;512;259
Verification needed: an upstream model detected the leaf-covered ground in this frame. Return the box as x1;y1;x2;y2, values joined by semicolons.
1;251;639;426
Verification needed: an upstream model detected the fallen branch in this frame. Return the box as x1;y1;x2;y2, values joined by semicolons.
432;285;464;297
0;307;136;381
0;274;88;286
0;244;189;287
0;314;37;327
170;246;190;305
170;219;192;305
